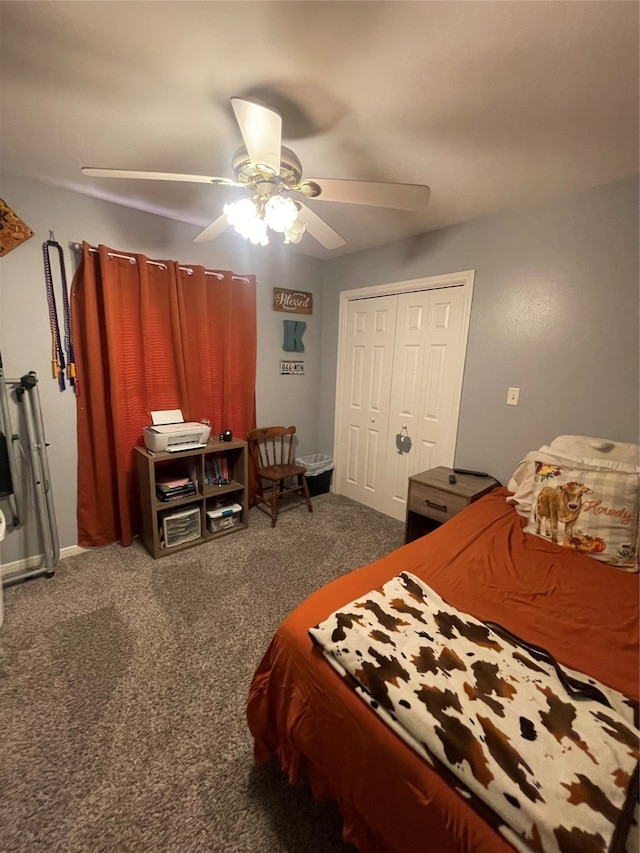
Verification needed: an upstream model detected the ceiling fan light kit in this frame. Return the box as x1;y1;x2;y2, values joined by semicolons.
80;97;430;251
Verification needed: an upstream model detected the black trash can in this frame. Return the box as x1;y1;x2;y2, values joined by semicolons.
297;454;334;497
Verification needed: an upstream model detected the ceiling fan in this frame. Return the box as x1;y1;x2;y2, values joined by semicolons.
81;98;431;250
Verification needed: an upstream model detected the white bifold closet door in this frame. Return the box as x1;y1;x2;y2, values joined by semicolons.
338;286;467;520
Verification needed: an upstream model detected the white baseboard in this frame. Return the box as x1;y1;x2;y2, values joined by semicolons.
0;545;87;580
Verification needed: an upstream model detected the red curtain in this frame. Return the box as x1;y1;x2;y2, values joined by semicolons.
71;243;256;547
176;266;256;434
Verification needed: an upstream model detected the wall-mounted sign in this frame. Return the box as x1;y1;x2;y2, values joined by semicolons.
282;320;306;352
280;360;305;375
273;288;313;315
0;199;34;257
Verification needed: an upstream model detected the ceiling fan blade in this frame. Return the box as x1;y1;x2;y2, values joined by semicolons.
81;167;240;187
296;202;346;250
302;178;431;211
192;214;230;243
231;98;282;175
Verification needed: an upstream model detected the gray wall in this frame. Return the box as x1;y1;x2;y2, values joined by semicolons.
1;173;638;565
319;177;639;487
0;174;323;565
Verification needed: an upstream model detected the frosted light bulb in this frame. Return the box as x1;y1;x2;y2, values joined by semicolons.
283;218;306;244
224;198;259;234
264;195;298;233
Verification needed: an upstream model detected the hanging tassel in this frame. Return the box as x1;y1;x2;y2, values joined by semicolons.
42;234;77;393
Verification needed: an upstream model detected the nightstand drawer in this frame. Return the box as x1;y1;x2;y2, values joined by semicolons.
409;482;468;523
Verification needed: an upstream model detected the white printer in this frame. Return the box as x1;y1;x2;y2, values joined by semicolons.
143;409;211;453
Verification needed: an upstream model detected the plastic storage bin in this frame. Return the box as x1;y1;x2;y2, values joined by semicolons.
296;454;334;497
206;501;243;533
160;505;201;548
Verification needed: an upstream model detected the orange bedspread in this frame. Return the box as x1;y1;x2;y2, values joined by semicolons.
246;489;639;853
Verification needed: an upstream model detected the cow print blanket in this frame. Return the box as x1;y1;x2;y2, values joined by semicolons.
309;572;639;853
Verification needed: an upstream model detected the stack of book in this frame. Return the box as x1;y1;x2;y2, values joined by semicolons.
156;476;197;502
204;454;230;486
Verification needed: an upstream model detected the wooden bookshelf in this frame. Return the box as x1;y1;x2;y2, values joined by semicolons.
134;439;248;559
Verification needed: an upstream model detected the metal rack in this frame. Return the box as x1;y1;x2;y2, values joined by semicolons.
0;356;59;587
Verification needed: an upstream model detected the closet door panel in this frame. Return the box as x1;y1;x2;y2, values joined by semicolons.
338;295;397;513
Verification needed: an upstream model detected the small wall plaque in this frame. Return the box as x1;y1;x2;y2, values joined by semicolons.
280;360;305;375
273;288;313;315
0;199;34;257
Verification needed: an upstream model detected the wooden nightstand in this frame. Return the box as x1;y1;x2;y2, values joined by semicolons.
405;466;498;543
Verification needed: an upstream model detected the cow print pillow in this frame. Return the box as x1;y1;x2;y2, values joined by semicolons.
525;462;639;570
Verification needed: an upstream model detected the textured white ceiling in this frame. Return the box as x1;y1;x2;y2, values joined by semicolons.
1;1;638;259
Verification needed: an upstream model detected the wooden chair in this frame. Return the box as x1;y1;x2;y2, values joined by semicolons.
247;426;313;528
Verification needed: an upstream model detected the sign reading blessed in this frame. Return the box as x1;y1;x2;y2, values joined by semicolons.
273;288;313;315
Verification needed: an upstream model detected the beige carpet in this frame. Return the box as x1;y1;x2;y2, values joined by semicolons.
0;493;404;852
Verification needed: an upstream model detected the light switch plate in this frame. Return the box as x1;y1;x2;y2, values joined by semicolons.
507;387;520;406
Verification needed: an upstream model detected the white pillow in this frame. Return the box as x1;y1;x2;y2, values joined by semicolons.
549;435;639;466
577;456;639;472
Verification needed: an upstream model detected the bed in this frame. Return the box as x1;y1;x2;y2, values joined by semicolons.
247;437;639;853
